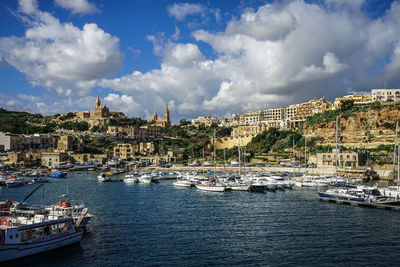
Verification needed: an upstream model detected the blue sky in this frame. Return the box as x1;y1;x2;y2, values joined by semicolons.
0;0;400;122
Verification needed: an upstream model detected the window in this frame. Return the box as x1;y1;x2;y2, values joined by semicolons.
9;234;13;239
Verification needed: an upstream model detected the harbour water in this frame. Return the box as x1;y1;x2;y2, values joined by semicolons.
2;172;400;266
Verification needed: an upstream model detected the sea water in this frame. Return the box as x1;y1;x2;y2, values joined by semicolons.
2;172;400;266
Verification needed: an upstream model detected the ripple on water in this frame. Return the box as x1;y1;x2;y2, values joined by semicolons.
2;173;400;266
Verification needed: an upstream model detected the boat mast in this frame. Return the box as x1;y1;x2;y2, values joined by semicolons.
335;115;339;178
304;136;307;173
223;148;227;178
393;121;398;181
292;138;295;176
237;128;241;176
213;128;217;182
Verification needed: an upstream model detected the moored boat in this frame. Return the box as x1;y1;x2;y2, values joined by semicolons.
173;179;193;187
0;216;83;262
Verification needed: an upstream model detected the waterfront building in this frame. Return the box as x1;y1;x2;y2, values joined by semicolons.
41;152;68;168
149;104;171;128
316;149;367;168
371;89;400;102
114;143;135;160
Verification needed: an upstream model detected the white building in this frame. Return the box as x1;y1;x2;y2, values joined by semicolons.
371;89;400;102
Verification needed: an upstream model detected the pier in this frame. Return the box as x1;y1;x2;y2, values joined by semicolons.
319;197;400;211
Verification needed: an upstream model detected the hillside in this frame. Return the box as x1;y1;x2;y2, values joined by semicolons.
0;108;54;134
303;102;400;148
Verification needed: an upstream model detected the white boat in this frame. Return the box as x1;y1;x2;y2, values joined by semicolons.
30;177;49;183
195;181;227;192
0;216;83;262
124;173;139;183
138;175;153;184
124;177;139;183
173;179;193;187
228;183;251;191
43;200;93;228
5;177;24;187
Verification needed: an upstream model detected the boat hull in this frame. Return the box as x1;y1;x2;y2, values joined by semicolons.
195;184;226;192
0;231;83;262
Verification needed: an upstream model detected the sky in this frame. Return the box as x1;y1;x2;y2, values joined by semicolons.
0;0;400;123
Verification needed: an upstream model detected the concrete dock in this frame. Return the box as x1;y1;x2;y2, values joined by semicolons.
319;197;400;211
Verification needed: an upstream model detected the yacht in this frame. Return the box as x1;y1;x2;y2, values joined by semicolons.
173;179;193;187
124;173;139;183
195;180;227;192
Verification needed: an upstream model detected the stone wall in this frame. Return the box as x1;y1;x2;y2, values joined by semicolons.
216;135;255;149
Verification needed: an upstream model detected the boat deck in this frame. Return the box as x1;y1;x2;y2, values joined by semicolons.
319;197;400;211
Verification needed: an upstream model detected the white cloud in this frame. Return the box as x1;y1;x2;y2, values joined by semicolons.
0;93;25;111
54;0;99;15
18;0;39;15
104;94;140;116
0;1;122;97
99;0;400;121
17;94;41;102
164;43;205;67
167;3;206;21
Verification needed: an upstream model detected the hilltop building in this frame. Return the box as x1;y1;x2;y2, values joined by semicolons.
371;89;400;102
191;116;218;127
76;95;126;127
149;104;171;128
333;94;372;109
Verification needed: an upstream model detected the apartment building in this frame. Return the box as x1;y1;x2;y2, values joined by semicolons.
107;125;161;140
334;94;372;109
371;89;400;102
114;143;135;160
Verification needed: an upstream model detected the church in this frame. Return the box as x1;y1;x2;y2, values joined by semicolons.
149;104;171;128
76;95;126;126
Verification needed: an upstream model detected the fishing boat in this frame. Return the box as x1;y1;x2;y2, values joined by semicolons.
5;177;24;188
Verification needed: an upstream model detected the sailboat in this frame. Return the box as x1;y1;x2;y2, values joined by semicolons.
380;121;400;198
195;129;227;192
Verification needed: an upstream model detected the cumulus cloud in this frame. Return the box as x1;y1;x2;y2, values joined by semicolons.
54;0;99;15
17;94;41;102
99;0;400;121
103;94;141;115
167;3;206;21
0;0;122;98
0;92;25;111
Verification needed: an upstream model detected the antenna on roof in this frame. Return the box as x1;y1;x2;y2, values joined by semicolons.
385;80;387;89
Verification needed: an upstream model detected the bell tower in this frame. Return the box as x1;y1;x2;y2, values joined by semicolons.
163;103;171;127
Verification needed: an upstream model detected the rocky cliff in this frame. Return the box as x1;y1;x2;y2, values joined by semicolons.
303;104;400;148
